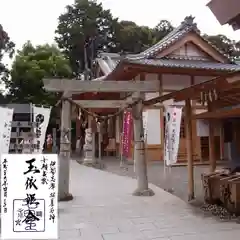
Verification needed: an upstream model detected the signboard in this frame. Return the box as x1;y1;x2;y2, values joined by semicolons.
1;154;58;239
0;107;13;154
33;106;51;153
164;107;182;166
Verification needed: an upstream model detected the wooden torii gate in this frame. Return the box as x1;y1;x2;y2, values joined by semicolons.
43;78;160;200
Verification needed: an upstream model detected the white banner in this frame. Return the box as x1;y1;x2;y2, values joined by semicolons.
164;108;171;166
1;154;58;239
142;111;148;142
33;106;51;153
164;107;182;166
0;107;14;155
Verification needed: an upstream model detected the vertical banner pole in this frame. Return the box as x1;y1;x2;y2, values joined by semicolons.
163;107;168;188
120;135;124;168
120;111;125;168
98;130;102;163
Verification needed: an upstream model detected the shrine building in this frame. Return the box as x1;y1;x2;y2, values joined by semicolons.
53;16;240;163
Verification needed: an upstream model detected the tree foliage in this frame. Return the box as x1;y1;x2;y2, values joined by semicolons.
205;34;240;60
55;0;177;75
152;20;174;44
4;42;72;105
113;21;154;53
0;24;15;94
55;0;119;76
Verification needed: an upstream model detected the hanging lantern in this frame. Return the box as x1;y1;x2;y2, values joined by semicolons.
200;91;204;105
78;108;82;120
202;92;207;105
208;90;213;102
213;89;218;100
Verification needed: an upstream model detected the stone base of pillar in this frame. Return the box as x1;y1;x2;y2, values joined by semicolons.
83;151;96;164
58;193;74;202
132;188;155;197
58;153;73;202
164;188;174;194
188;194;195;202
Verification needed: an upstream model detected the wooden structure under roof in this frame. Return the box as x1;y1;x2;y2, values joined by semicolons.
45;16;240;162
145;69;240;199
85;16;240;162
44;16;240;200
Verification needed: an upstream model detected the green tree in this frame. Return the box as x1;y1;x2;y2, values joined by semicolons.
0;24;15;85
114;21;154;53
152;20;174;43
4;42;72;105
55;0;119;76
0;91;6;103
205;34;240;60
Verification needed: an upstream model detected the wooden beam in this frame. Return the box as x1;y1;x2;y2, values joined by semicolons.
194;107;240;119
174;78;229;102
185;98;195;201
208;103;216;172
144;73;240;106
43;79;160;92
72;100;133;108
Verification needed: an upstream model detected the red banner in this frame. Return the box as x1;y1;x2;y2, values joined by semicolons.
121;111;133;159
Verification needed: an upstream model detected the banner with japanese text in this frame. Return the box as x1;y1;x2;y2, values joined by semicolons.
142;110;148;143
0;107;13;155
1;154;58;239
32;106;51;153
164;107;182;166
121;111;133;159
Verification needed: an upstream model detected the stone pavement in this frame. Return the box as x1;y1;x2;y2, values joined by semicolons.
58;160;240;240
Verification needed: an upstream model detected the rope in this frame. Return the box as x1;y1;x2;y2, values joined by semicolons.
59;97;141;121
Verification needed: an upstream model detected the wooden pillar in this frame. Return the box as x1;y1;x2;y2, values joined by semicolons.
158;74;164;151
132;94;154;196
219;120;224;161
58;99;72;201
76;119;81;138
209;121;216;172
208;103;216;172
185;98;194;201
190;76;201;162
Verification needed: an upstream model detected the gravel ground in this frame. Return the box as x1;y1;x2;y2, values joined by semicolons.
101;157;226;206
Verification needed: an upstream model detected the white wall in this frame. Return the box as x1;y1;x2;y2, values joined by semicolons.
144;109;161;145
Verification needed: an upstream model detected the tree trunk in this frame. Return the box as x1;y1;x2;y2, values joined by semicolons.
58;100;73;201
132;99;154;196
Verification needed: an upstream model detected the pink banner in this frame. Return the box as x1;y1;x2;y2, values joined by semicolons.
122;111;133;158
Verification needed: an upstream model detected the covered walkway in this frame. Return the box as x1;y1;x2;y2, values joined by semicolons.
58;160;240;240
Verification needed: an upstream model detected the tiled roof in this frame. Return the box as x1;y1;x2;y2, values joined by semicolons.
96;16;237;75
124;16;231;62
126;59;240;72
96;53;121;72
